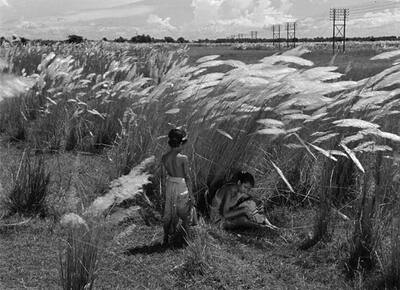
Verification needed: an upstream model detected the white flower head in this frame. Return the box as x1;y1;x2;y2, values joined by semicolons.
60;213;89;231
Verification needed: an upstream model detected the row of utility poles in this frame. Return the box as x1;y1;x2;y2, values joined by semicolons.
227;8;349;53
272;22;296;49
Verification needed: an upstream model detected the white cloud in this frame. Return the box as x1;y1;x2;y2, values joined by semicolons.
349;8;400;28
279;0;293;13
16;20;44;29
147;14;176;31
58;5;154;22
77;0;144;10
188;0;294;38
0;0;9;7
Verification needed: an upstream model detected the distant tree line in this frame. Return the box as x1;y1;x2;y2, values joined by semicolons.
2;33;399;46
108;34;189;43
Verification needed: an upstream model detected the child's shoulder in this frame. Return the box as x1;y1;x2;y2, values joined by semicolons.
218;183;237;194
177;153;189;160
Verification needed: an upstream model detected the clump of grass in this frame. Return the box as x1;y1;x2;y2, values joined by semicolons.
374;210;400;289
5;150;50;217
383;219;400;288
347;153;382;275
181;220;214;278
59;213;101;290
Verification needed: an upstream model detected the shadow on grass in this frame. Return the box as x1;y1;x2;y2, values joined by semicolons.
124;230;188;256
124;242;169;255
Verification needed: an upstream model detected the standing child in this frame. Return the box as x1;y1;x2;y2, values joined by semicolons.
161;128;194;245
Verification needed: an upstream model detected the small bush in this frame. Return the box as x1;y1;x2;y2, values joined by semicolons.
5;150;50;216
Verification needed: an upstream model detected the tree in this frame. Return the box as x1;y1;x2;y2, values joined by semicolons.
67;35;84;43
114;36;127;43
20;37;29;45
164;36;175;43
102;37;108;42
177;37;188;43
130;34;153;43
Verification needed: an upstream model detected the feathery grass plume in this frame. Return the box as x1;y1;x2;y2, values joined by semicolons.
5;150;50;216
370;49;400;60
0;72;36;102
270;160;294;193
60;213;89;231
85;156;155;217
340;143;365;173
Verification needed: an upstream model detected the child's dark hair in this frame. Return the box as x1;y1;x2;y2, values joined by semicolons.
168;128;187;148
232;171;255;187
168;139;182;148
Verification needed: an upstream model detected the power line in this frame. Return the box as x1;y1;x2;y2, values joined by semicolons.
330;8;349;53
351;6;400;16
286;22;296;48
350;1;399;11
272;24;281;49
296;1;400;22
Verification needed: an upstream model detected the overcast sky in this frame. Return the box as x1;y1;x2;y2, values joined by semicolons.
0;0;399;40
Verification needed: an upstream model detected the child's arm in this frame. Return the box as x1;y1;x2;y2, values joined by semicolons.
182;156;194;206
222;191;250;219
223;204;250;219
160;158;166;200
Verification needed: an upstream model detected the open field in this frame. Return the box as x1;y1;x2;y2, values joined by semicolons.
1;41;400;289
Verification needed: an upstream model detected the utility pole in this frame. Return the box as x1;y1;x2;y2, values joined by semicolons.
272;24;281;49
286;22;296;48
330;8;349;53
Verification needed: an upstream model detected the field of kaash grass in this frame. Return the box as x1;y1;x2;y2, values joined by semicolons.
0;41;400;289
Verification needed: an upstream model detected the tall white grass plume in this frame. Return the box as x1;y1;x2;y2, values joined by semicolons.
0;73;35;101
270;161;294;193
340;143;365;173
370;49;400;60
85;156;155;217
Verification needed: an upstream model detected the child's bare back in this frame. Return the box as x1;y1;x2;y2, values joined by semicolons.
161;152;188;178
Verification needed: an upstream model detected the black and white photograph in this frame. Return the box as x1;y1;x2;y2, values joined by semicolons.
1;0;400;289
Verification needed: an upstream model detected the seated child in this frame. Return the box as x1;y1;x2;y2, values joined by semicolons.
209;171;277;230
